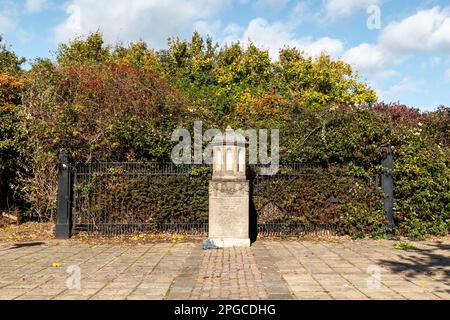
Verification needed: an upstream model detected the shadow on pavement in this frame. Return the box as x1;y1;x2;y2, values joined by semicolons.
378;242;449;293
8;241;46;249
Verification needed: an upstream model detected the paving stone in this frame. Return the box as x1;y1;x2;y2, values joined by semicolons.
329;291;369;300
15;295;54;300
400;292;442;300
126;295;164;300
0;240;447;300
289;285;324;292
96;288;134;295
23;288;66;296
90;295;127;300
268;293;293;300
53;295;90;300
432;291;450;299
293;291;332;300
361;290;405;300
132;288;168;296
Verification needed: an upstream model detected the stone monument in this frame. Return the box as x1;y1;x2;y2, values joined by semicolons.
208;127;250;248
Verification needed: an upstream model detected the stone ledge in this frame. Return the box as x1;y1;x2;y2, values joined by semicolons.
208;238;251;248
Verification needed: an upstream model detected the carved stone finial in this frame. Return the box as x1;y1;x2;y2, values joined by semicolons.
212;127;246;180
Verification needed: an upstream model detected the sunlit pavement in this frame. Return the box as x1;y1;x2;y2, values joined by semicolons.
0;240;448;300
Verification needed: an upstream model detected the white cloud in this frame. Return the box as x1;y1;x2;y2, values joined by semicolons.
54;0;231;47
380;7;450;53
241;18;295;55
343;43;391;72
225;18;343;60
325;0;383;19
343;6;450;94
53;0;339;60
342;43;401;101
301;36;343;58
25;0;49;13
193;20;222;38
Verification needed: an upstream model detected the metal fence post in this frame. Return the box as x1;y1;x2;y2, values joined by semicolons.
381;145;395;228
56;153;72;239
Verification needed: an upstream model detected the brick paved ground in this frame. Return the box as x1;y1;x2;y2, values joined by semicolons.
185;247;268;300
0;240;448;300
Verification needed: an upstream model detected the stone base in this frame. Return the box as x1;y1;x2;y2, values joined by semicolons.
208;238;251;248
209;180;250;247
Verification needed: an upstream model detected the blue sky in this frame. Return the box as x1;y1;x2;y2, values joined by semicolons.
1;0;450;111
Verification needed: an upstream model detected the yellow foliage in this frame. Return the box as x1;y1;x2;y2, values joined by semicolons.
0;72;25;104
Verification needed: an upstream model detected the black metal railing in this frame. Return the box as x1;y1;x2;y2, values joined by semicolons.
56;158;393;238
71;163;210;236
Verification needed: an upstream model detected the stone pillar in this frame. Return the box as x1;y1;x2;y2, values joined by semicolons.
208;127;250;247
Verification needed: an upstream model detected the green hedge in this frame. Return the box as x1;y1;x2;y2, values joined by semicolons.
73;165;389;238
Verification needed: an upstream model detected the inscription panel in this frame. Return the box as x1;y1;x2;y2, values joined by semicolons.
209;180;249;242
